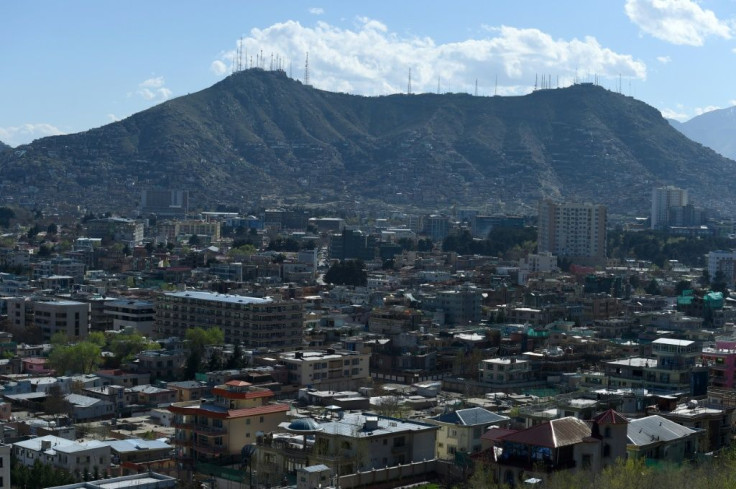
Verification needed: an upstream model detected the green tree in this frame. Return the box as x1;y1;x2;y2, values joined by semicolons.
109;331;160;366
324;259;367;286
48;341;102;375
644;278;661;296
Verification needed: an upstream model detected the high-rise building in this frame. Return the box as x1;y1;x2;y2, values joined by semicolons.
651;186;688;229
707;250;736;288
537;200;607;264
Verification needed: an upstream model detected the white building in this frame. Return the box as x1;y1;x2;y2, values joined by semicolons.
279;349;370;390
103;299;155;335
708;250;736;288
651;186;688;230
13;435;111;475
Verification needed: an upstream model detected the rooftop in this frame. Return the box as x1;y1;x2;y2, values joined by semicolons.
164;290;272;305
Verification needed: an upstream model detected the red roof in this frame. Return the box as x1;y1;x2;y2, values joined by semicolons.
481;427;517;443
225;380;252;387
499;417;591;448
211;387;273;400
592;409;628;425
169;402;289;420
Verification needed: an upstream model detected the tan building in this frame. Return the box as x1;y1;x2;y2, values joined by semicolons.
537;200;607;265
169;380;289;467
155;290;303;348
425;407;510;459
6;297;90;341
278;349;370;390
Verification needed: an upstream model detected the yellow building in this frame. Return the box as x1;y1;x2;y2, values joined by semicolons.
169;380;289;467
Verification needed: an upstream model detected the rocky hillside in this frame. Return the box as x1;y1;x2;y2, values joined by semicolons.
2;69;735;215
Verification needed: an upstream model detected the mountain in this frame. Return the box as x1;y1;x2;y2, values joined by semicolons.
2;69;736;216
670;107;736;161
0;141;10;152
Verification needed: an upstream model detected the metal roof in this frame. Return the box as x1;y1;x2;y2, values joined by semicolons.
500;417;591;448
627;415;698;447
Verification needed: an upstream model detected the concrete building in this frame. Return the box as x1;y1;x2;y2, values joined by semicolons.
47;472;176;489
85;217;144;247
258;413;438;486
6;298;90;341
707;250;736;288
426;407;510;459
168;380;289;468
626;415;700;463
278;349;370;390
604;338;706;395
651;186;688;230
103;299;155;335
537;200;607;265
13;435;111;475
140;189;189;217
155;290;303;348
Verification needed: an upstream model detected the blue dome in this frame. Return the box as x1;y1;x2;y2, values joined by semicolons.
287;418;321;432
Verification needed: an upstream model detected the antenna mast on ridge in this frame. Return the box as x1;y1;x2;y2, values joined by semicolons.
475;79;478;96
304;52;310;86
408;68;412;95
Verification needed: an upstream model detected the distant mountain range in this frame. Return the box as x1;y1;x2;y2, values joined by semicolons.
2;69;736;216
0;141;10;152
669;107;736;161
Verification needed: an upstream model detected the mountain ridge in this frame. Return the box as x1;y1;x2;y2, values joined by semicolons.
2;69;735;215
670;106;736;161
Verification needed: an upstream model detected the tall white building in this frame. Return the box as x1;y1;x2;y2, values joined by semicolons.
537;200;607;264
707;250;736;288
651;186;688;229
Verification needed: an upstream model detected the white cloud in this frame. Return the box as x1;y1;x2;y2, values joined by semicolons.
309;7;324;15
211;60;227;76
625;0;731;46
657;55;671;64
0;123;64;147
694;104;721;115
660;107;688;121
136;76;172;102
107;114;120;123
213;18;646;97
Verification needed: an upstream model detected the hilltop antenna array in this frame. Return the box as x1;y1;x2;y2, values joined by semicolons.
475;79;478;97
408;68;412;95
304;52;310;86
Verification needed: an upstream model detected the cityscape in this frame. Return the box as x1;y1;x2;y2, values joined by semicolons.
7;2;736;488
0;177;731;489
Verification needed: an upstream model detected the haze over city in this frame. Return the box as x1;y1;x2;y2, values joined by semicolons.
3;0;736;147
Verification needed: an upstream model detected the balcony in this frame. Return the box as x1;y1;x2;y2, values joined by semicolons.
194;443;226;455
193;424;227;435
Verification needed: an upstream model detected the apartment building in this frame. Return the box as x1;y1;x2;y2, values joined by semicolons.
278;349;370;390
6;297;90;341
104;299;155;335
651;186;688;230
155;290;303;348
168;381;289;467
537;200;607;264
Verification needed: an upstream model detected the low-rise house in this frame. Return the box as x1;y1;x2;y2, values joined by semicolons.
493;410;628;485
97;369;150;388
107;438;173;476
257;413;439;486
426;407;510;459
13;435;112;476
166;380;210;402
65;393;114;421
626;415;702;464
46;472;176;489
129;385;176;407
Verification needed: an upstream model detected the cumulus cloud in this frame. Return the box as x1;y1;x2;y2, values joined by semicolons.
211;60;228;76
107;114;120;123
309;7;324;15
657;55;672;63
0;123;64;147
694;105;721;115
136;76;172;101
660;107;689;121
625;0;731;46
213;18;646;97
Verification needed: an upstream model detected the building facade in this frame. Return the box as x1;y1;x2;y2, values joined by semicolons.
537;200;606;264
155;290;303;348
651;186;688;230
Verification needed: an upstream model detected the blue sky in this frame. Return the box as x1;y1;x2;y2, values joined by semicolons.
2;0;736;147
